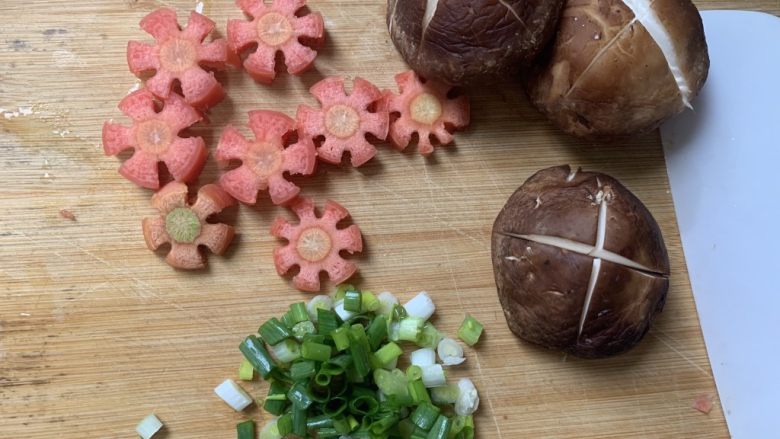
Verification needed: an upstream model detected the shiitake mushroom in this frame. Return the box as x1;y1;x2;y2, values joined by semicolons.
526;0;709;140
386;0;564;85
491;165;670;358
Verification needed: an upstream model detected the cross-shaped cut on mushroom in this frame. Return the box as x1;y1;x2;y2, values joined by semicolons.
271;197;363;292
102;89;207;190
216;110;316;205
492;165;670;358
142;182;236;270
296;77;388;167
127;8;228;109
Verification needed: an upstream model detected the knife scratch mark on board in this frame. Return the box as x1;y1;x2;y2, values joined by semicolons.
650;331;712;378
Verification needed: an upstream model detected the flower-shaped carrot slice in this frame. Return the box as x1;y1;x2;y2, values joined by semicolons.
385;71;470;156
271;198;362;292
127;8;228;109
142;182;236;270
228;0;324;83
216;110;316;205
102;89;207;189
296;77;388;167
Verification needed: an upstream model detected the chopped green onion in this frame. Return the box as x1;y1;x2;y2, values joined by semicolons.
259;317;291;345
366;315;388;350
301;340;332;362
307;380;331;403
307;295;333;322
315;371;331;386
259;418;281;439
361;290;381;312
451;415;474;439
454;378;480;416
263;381;289;415
334;284;356;301
406;365;423;381
287;382;313;409
426;415;452;439
344;289;362;312
457;315;483;347
437;338;465;366
410;403;440;430
408;378;431;405
314;427;340;438
317;308;341;335
269;339;301;364
289;360;316;381
288;302;309;323
303;333;327;344
392;303;408;321
403;291;435;321
277;413;293;436
322;354;353;375
373;368;409;398
397;418;418;438
238;358;254;381
348;387;379;416
431;384;459;405
334;299;357;321
215;379;253;411
306;414;334;429
398;317;425;341
377;291;399;317
410;347;436;367
292;320;316;341
421;364;446;388
239;335;276;379
236;420;255;439
417;322;443;349
135;414;163;439
323;396;348;417
331;326;351;351
291;403;307;437
347;415;360;432
369;413;399;435
374;342;403;367
347;324;372;378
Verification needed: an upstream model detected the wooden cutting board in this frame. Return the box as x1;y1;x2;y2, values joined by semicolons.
2;1;774;437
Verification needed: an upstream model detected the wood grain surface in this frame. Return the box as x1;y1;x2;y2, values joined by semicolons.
1;1;777;437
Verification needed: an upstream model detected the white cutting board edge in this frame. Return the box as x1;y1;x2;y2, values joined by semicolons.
661;10;780;439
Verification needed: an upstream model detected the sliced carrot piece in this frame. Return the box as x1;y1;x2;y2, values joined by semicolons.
384;71;470;156
216;110;316;205
228;0;324;83
102;89;207;189
127;8;228;109
296;77;388;167
271;197;362;292
142;182;236;270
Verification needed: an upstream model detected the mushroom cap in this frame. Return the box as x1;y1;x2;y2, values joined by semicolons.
526;0;709;140
491;165;670;358
387;0;565;85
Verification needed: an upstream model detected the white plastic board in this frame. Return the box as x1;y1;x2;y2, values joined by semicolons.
660;10;780;439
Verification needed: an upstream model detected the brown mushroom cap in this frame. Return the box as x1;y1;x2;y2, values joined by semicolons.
387;0;564;85
526;0;709;140
491;165;670;358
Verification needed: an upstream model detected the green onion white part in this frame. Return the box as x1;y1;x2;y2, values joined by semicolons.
135;414;163;439
269;339;301;364
214;379;253;411
421;364;446;388
259;418;281;439
377;291;399;316
306;295;333;322
410;347;436;367
455;378;480;416
437;338;465;366
431;384;460;404
403;291;435;320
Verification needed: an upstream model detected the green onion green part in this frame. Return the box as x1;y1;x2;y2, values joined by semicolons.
239;335;276;379
344;289;362;313
374;342;403;367
426;414;452;439
291;403;307;437
317;308;341;336
301;340;332;362
410;402;440;430
289;360;316;382
361;291;381;312
236;420;255;439
238;358;254;381
366;315;388;350
457;315;484;346
259;318;291;345
331;326;351;351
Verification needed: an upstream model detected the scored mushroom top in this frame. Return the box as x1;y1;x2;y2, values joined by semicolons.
526;0;709;140
387;0;564;85
492;165;670;358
